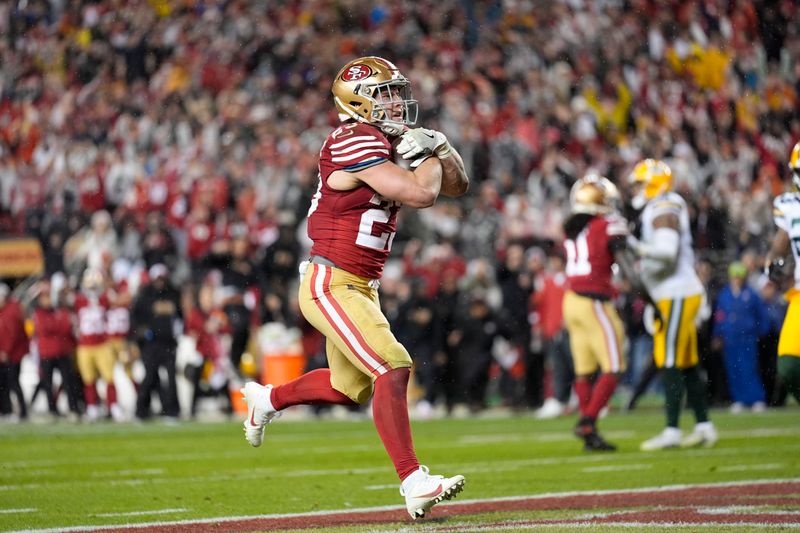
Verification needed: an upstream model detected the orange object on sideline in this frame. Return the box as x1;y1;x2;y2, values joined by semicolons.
262;353;306;387
230;386;247;415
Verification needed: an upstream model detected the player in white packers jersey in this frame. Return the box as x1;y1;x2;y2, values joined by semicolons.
765;142;800;404
627;159;718;450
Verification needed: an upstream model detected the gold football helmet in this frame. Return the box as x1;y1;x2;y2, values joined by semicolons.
569;173;620;215
628;159;672;209
789;141;800;192
332;56;417;136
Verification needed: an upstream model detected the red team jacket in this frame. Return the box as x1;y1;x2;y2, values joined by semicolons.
33;307;75;359
307;122;400;280
0;299;29;364
74;293;109;346
564;214;628;300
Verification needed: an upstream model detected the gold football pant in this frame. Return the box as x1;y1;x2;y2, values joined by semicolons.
562;290;626;376
778;289;800;357
653;294;703;369
76;343;116;385
298;262;411;404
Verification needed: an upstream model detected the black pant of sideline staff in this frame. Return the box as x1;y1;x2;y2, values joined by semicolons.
39;357;81;415
136;343;179;419
0;362;27;418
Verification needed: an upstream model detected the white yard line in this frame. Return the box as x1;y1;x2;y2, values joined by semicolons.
94;509;187;518
0;508;36;514
8;478;799;533
717;463;786;472
582;464;652;473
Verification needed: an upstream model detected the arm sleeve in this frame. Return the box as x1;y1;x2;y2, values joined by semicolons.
328;129;392;172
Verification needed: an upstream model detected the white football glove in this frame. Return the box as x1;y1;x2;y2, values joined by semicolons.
396;128;452;160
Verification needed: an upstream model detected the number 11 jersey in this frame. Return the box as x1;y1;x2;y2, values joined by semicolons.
307;122;400;280
564;213;629;299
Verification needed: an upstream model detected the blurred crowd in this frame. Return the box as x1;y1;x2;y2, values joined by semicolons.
0;0;798;421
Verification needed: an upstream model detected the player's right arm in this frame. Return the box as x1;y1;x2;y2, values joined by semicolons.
765;195;792;280
328;157;443;208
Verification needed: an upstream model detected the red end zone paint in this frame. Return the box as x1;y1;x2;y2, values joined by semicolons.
54;480;800;532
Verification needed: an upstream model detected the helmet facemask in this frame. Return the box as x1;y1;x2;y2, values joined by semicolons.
364;79;418;136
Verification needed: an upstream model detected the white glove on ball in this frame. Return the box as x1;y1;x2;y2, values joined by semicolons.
396;128;452;160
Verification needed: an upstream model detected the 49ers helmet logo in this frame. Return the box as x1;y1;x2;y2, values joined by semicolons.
341;64;372;82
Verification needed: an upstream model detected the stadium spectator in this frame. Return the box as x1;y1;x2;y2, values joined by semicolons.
712;261;770;412
0;283;30;421
532;250;573;419
185;283;232;419
132;264;182;420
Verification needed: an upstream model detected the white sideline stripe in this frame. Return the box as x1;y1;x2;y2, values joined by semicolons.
9;478;799;533
718;463;785;472
582;464;652;473
426;522;800;531
94;509;187;518
364;484;397;491
698;506;800;516
0;508;36;514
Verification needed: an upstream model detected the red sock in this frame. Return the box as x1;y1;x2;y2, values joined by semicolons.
373;368;419;481
106;383;117;406
83;383;98;406
574;377;592;416
271;369;358;410
586;373;618;419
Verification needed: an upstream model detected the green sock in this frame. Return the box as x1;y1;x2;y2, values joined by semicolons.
778;356;800;404
682;366;709;423
662;368;683;428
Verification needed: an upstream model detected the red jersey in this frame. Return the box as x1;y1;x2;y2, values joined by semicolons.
74;293;109;346
106;305;130;339
0;299;29;363
307;122;398;279
33;307;75;359
564;213;628;299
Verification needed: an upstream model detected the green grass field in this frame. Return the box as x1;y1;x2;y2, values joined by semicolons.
1;405;798;532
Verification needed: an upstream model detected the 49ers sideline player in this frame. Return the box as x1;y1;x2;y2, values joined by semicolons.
241;56;469;519
562;174;640;451
75;268;122;422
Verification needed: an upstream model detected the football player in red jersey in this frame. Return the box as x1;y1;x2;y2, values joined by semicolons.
241;56;469;519
562;174;643;451
74;268;121;422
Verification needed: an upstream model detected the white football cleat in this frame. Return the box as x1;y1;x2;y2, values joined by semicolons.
534;398;564;419
640;427;682;451
241;382;280;447
400;465;465;519
85;404;102;423
681;422;718;448
110;404;127;423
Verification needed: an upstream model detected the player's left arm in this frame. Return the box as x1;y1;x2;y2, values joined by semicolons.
397;128;469;197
